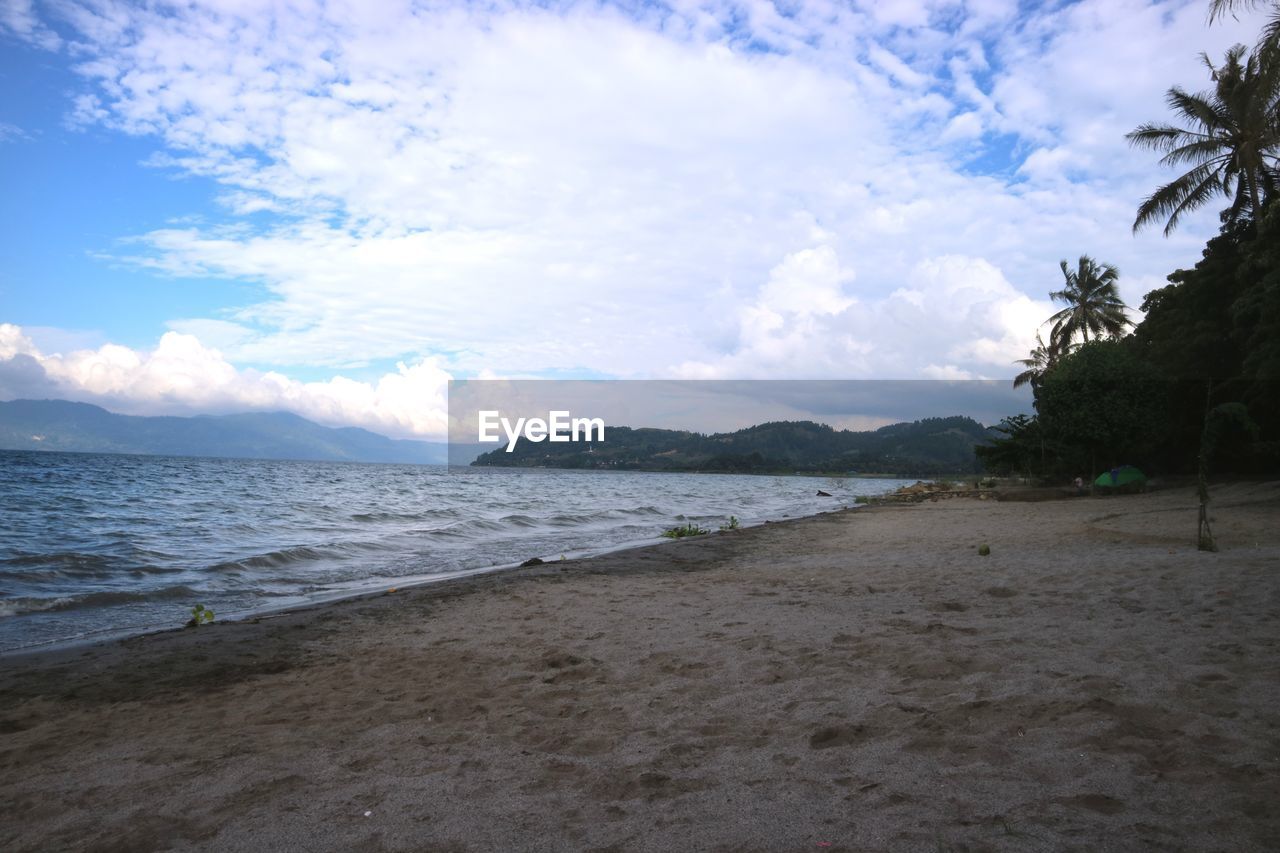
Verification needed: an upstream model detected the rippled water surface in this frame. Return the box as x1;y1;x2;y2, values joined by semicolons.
0;450;912;650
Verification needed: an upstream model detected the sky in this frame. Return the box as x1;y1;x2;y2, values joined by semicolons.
0;0;1272;439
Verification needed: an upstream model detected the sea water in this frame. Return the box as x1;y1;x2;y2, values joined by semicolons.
0;450;912;651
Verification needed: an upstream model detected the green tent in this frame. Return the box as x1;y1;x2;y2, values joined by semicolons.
1094;465;1147;489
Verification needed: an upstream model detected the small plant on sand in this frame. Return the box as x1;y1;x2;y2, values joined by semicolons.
662;523;708;539
719;515;740;532
186;603;214;628
978;544;991;556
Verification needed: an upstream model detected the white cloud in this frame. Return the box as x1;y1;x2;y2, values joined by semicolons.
921;364;975;380
0;0;60;49
0;324;450;439
0;121;32;142
940;110;984;142
986;0;1267;175
676;248;1055;379
5;0;1274;395
868;44;930;88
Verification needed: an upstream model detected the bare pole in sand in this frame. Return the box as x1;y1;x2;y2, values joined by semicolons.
1198;383;1219;552
1196;381;1261;552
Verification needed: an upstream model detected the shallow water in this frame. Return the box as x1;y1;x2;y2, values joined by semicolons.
0;450;912;650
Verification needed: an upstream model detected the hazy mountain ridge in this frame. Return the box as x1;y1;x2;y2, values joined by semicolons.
0;400;448;464
473;415;996;476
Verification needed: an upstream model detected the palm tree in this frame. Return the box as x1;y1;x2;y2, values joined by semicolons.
1208;1;1280;56
1127;44;1280;235
1013;330;1073;389
1048;256;1130;346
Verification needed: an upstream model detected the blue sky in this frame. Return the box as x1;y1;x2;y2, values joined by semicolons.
1;35;264;353
0;0;1271;438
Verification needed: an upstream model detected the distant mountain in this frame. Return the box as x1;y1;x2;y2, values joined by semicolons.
0;399;450;464
472;416;997;476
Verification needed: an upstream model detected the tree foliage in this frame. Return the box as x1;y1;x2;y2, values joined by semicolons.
1127;42;1280;235
990;201;1280;481
988;5;1280;483
1034;340;1169;477
1048;256;1130;345
1208;1;1280;59
1013;332;1073;389
973;414;1045;479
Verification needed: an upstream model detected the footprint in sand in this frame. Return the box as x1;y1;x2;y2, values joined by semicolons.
808;724;869;749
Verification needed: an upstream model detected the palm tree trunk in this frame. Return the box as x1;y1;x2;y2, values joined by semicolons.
1248;170;1262;228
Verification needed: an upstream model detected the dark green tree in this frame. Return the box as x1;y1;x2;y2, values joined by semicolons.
1130;204;1280;472
975;414;1045;479
1034;340;1168;478
1132;226;1248;380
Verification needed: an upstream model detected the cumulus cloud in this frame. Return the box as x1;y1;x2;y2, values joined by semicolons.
0;324;450;439
677;248;1055;379
3;0;1273;392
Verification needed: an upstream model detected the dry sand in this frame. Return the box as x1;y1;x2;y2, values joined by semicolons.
1;483;1278;852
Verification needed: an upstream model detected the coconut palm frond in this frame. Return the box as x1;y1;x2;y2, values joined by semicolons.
1208;1;1280;55
1048;256;1132;346
1128;39;1280;235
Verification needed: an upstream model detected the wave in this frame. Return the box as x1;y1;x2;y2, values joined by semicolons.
205;541;391;573
0;584;202;618
412;509;660;539
3;553;128;580
2;552;114;570
0;457;886;649
350;508;460;523
547;511;620;527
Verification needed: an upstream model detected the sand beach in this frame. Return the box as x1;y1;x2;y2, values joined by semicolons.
1;483;1278;852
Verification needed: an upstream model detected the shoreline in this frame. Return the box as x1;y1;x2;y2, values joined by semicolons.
2;483;1278;851
0;501;858;659
0;502;859;668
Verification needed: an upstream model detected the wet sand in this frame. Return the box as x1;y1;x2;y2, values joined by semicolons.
1;483;1278;852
